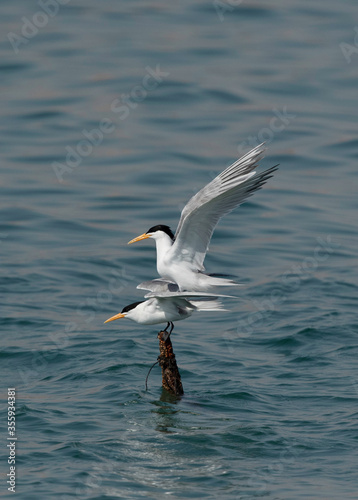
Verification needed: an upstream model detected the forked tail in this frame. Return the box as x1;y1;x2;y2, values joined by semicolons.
190;299;228;312
198;273;240;290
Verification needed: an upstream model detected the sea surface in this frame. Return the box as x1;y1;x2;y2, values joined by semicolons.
1;1;358;498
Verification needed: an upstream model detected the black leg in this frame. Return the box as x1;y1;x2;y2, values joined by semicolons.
163;322;170;332
169;322;174;335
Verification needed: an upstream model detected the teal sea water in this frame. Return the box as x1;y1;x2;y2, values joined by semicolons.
1;1;358;498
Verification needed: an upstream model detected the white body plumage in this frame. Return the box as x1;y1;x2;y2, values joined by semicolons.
128;143;277;291
104;289;230;332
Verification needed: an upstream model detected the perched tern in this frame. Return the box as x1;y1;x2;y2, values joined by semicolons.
104;289;231;334
128;143;277;291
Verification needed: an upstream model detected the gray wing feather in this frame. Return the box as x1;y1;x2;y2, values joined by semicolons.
144;290;235;299
171;144;277;270
137;279;179;293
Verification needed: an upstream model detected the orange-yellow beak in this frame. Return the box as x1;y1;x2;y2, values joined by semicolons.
128;233;150;245
104;312;126;324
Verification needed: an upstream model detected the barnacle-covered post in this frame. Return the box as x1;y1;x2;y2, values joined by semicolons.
157;330;184;396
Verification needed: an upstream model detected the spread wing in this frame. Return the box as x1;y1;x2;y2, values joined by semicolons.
143;290;235;299
137;279;179;293
137;279;235;299
170;143;277;271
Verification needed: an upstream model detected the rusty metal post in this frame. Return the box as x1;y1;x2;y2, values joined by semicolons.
157;330;184;396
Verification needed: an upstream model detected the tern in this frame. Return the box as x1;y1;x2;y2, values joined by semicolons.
104;288;231;334
128;143;277;291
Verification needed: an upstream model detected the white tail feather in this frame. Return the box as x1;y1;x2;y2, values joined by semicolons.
203;275;240;288
189;299;228;312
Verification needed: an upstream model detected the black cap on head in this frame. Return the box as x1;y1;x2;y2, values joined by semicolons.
121;301;144;314
147;225;174;240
